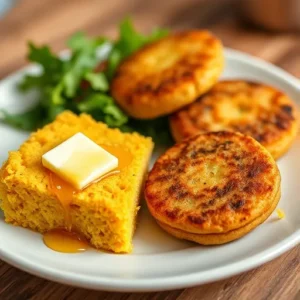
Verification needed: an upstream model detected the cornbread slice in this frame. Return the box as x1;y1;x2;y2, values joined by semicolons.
0;111;153;253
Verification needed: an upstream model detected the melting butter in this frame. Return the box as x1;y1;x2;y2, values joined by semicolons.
43;143;133;253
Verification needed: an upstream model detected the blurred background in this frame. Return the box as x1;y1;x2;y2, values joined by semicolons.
0;0;300;79
0;1;299;299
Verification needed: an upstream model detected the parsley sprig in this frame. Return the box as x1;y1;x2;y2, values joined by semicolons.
1;18;172;145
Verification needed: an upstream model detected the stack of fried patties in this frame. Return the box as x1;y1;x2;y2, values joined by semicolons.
111;30;299;245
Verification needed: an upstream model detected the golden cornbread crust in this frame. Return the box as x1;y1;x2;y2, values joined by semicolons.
111;30;224;119
145;131;280;235
0;111;154;253
157;188;280;245
170;80;299;159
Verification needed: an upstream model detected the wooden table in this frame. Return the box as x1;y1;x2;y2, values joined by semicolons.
0;0;299;299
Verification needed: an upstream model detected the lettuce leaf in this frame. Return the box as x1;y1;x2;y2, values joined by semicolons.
2;18;170;144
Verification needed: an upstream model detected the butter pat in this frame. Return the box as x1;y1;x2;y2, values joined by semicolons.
42;133;118;190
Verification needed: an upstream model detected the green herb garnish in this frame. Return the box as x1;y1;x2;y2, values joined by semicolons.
2;18;170;144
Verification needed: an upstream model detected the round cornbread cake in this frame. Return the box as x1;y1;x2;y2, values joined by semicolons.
169;80;299;160
111;30;224;119
145;131;281;244
157;187;280;245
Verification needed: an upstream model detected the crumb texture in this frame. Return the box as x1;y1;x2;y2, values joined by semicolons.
0;111;153;253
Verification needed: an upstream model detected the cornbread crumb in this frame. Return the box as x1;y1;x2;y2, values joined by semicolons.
0;111;153;253
276;208;285;219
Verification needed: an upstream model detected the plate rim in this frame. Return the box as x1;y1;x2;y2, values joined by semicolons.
0;48;299;292
1;230;299;292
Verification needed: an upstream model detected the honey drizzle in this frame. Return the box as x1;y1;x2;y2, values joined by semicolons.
43;145;132;253
48;172;74;231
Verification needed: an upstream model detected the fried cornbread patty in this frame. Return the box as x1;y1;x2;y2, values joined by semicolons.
0;111;154;253
170;80;299;159
145;131;280;238
157;188;280;245
111;30;224;119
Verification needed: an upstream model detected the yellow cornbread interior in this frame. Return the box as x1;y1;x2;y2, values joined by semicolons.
0;111;154;253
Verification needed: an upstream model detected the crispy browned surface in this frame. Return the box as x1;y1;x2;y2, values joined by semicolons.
111;30;224;119
157;187;281;245
145;131;280;234
170;80;299;159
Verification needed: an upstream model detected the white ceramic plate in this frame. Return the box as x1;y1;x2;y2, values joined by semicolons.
0;49;299;292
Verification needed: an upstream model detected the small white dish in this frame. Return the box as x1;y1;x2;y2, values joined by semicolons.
0;49;299;292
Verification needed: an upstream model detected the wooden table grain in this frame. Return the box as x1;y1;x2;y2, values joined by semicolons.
0;0;300;299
